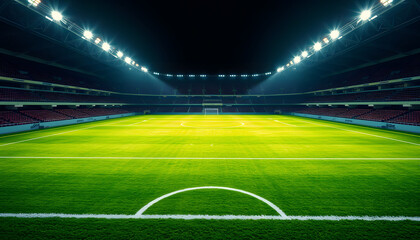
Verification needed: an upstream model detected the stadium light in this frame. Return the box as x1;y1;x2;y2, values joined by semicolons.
293;56;301;64
177;75;184;77
314;42;322;51
277;67;285;72
51;11;63;21
330;30;340;40
200;75;206;77
219;75;225;77
124;57;132;64
360;10;372;21
102;42;110;51
301;51;309;58
117;51;124;58
141;67;148;72
83;30;93;40
380;0;393;7
94;38;101;44
28;0;41;7
323;37;329;44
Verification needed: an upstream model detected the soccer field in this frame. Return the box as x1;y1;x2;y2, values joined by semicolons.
0;115;419;239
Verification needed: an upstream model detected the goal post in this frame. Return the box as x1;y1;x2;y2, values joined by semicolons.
204;108;219;115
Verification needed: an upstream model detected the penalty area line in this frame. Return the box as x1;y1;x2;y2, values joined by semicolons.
0;213;418;221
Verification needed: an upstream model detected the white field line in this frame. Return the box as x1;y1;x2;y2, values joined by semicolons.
290;117;420;146
0;117;137;139
135;186;287;217
127;120;148;126
0;157;419;160
0;213;418;221
0;118;139;147
0;185;418;221
180;122;245;128
274;120;297;127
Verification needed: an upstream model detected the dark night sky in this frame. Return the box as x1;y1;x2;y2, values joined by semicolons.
51;0;374;74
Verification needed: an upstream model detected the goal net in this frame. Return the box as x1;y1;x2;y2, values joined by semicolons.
204;108;219;115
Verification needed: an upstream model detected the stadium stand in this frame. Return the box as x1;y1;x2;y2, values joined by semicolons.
20;110;72;122
389;111;420;126
55;109;92;118
0;111;37;126
355;109;407;122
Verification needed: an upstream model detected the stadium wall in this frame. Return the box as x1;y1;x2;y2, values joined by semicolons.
289;113;420;134
0;113;136;135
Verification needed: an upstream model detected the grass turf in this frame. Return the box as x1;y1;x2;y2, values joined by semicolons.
0;115;419;239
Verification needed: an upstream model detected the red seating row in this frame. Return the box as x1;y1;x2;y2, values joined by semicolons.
0;108;133;127
389;111;420;126
20;110;71;122
355;110;406;122
296;108;419;125
0;111;38;125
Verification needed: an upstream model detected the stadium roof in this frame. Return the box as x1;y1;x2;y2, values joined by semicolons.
0;0;419;79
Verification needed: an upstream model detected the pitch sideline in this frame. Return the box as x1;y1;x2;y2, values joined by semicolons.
0;185;418;221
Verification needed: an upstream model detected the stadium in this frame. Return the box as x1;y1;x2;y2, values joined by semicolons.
0;0;419;239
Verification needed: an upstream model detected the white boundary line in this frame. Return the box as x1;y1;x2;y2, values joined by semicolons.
274;120;297;126
180;122;245;128
0;185;418;221
290;117;420;146
0;118;138;147
127;120;148;126
0;126;98;147
135;186;287;217
0;157;419;160
0;213;418;221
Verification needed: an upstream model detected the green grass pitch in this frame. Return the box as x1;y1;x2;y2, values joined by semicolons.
0;115;419;239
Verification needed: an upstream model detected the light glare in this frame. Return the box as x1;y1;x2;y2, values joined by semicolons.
28;0;41;7
124;57;132;64
380;0;393;7
102;42;110;51
301;51;309;58
314;42;322;51
83;30;93;40
294;56;301;64
330;30;340;39
360;10;372;21
277;67;285;72
51;11;63;21
117;51;124;58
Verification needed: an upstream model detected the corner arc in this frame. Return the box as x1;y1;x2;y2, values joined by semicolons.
135;186;287;218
